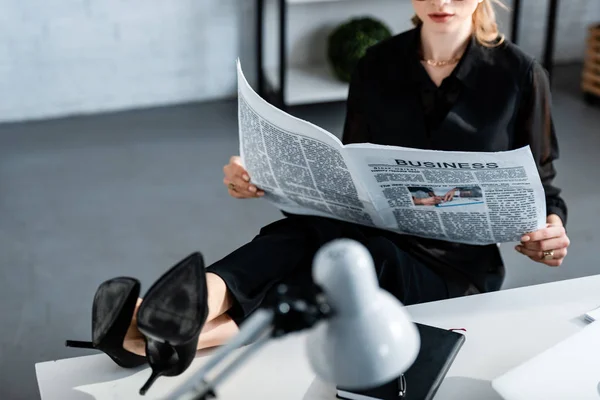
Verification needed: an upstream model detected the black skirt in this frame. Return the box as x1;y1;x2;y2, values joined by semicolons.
205;214;504;326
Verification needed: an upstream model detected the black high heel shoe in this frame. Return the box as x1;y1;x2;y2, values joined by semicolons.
136;252;209;395
66;277;146;368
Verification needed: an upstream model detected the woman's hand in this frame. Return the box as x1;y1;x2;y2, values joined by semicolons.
443;188;457;202
223;156;264;199
515;215;570;267
414;196;442;206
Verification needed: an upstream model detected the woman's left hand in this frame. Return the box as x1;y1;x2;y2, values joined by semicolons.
515;215;570;267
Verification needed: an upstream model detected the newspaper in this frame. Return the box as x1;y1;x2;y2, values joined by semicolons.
235;60;546;245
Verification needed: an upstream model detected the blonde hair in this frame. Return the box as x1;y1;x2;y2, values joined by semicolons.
411;0;507;47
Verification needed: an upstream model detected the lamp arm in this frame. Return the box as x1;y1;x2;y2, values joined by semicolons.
165;283;333;400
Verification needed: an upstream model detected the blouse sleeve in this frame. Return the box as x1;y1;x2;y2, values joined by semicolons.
515;61;568;225
341;57;371;145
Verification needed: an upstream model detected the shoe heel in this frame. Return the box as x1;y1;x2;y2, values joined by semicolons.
136;252;208;395
65;277;147;369
139;338;199;395
140;370;163;396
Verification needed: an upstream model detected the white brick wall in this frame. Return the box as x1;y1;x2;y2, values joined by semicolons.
0;0;598;123
0;0;255;123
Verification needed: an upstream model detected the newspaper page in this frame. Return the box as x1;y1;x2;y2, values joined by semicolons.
236;60;383;228
235;59;546;245
344;144;546;245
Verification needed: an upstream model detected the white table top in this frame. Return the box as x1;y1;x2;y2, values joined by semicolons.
36;274;600;400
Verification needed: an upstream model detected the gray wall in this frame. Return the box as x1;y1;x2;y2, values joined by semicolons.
1;0;599;123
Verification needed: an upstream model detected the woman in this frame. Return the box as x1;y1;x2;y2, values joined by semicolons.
124;0;570;354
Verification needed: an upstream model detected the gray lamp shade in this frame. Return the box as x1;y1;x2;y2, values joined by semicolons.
305;239;420;390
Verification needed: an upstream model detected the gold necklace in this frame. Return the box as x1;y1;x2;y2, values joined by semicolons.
422;56;462;67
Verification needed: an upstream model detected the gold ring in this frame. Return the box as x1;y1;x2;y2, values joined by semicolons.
542;250;555;260
228;183;236;191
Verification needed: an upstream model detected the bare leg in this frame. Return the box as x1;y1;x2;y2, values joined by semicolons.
123;272;238;356
206;272;234;322
197;313;240;349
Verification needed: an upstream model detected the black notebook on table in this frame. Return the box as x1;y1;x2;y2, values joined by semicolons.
336;323;465;400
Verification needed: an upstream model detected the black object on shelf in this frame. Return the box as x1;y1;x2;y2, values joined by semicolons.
328;17;393;83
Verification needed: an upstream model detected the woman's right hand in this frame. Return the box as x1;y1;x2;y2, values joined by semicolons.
223;156;264;198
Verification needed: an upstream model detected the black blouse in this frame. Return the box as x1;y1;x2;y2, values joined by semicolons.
341;27;567;295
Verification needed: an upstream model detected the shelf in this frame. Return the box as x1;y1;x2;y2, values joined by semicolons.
264;64;349;106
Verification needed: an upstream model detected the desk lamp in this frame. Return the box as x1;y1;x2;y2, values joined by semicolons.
166;238;420;399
